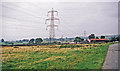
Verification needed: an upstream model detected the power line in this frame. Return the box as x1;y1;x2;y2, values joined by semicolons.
2;4;41;19
59;18;81;36
2;15;42;24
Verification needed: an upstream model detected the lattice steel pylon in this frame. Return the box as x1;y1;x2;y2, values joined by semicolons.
45;8;60;40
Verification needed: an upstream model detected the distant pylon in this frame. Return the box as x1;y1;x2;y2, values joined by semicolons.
84;30;86;40
45;8;60;40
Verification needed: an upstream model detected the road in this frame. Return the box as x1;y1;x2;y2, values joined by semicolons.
102;44;119;70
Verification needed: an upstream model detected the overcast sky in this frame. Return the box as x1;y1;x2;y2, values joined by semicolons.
0;1;118;41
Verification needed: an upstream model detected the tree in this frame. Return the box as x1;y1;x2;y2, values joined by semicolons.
88;34;95;39
35;38;43;44
116;35;120;42
74;37;82;43
1;38;4;42
81;38;84;41
11;42;14;46
111;37;116;42
29;38;34;44
5;41;8;45
22;39;29;42
96;37;99;39
101;36;105;39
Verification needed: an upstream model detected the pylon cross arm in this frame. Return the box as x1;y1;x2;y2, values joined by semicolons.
54;18;59;20
46;25;50;30
54;25;58;27
45;18;51;24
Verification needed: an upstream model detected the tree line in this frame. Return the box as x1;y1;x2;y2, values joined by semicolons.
0;38;43;45
74;34;120;43
29;38;43;45
0;34;120;45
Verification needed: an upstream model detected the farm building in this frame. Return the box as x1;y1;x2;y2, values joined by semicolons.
90;39;109;43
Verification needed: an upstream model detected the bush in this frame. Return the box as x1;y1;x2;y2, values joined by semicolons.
13;46;19;48
76;45;80;47
86;45;89;47
59;44;84;48
60;45;64;48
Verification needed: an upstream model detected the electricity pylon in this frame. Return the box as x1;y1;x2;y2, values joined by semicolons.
45;8;60;42
84;30;86;41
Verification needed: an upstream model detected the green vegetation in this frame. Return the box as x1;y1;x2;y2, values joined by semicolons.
60;44;84;49
101;36;105;39
2;43;111;69
74;37;84;43
29;38;34;45
35;38;43;44
88;34;95;39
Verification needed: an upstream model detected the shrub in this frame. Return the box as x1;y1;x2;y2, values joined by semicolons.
59;44;84;48
86;45;89;47
13;46;19;48
60;45;64;48
76;45;80;47
64;45;67;48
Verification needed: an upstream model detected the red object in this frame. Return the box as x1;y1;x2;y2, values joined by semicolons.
90;39;109;42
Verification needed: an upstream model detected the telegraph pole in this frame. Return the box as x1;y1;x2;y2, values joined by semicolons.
45;8;60;42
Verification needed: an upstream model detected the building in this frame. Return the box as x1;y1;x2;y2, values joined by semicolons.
90;39;109;43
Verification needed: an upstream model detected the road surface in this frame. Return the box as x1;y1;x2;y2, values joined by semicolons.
102;44;119;70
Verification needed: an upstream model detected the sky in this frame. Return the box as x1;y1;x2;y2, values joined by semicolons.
0;1;119;41
1;0;119;2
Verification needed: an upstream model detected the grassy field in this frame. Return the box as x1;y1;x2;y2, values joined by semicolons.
2;43;112;69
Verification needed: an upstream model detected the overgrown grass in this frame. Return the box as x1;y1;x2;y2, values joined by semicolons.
2;43;111;69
